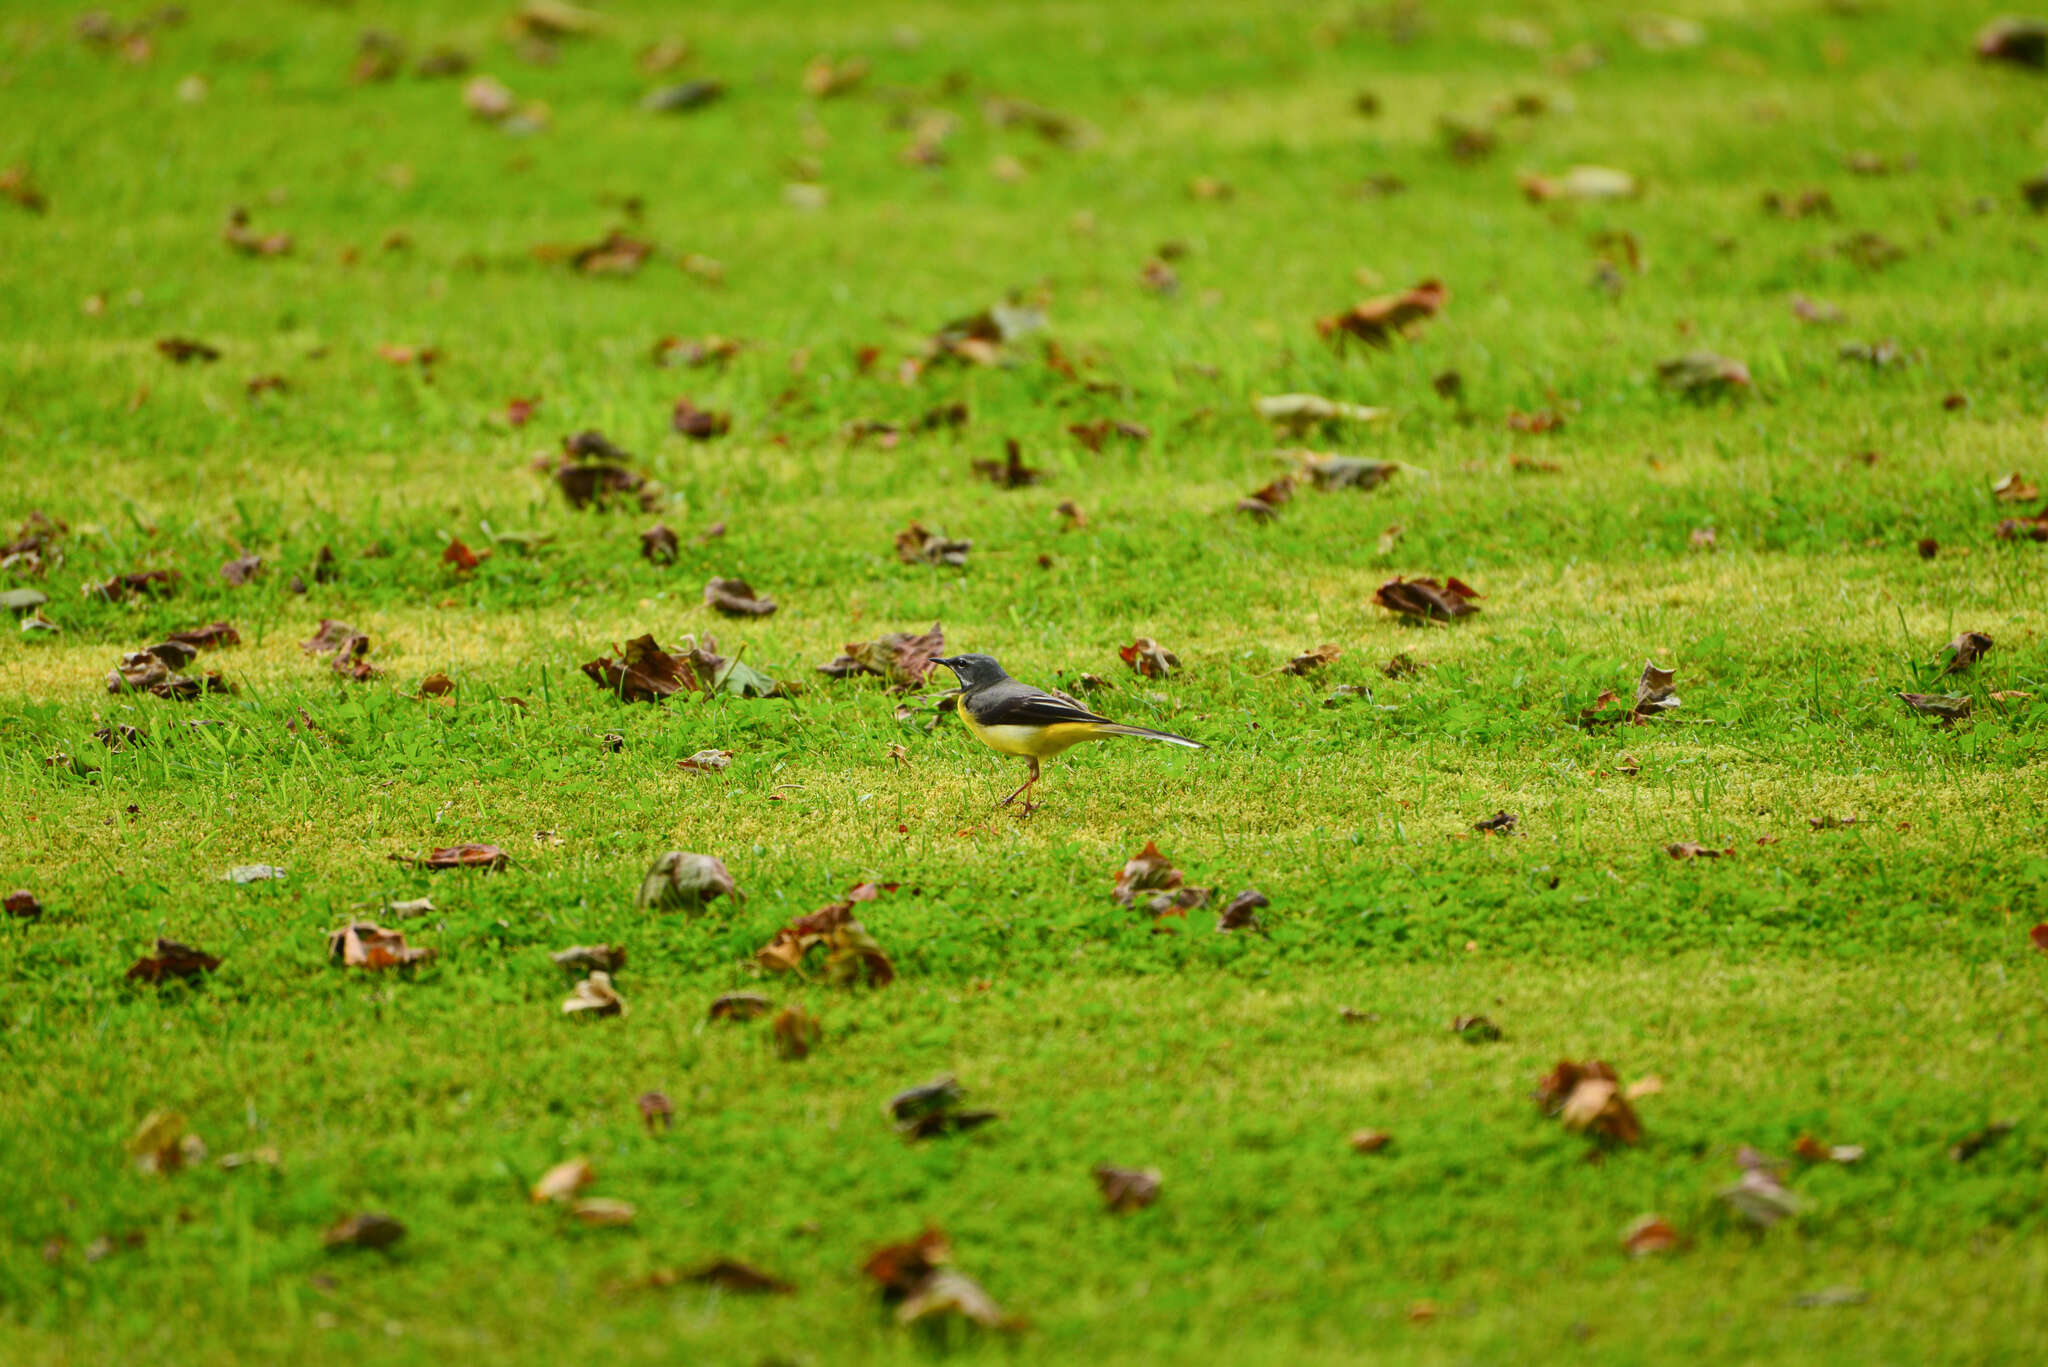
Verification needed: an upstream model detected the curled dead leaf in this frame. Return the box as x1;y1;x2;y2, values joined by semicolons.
323;1212;405;1251
1349;1129;1393;1154
819;622;946;688
703;577;777;617
1216;888;1268;933
569;1198;636;1227
1622;1215;1679;1257
126;938;221;985
1281;644;1340;676
550;944;625;974
678;749;734;774
772;1004;821;1060
1317;278;1447;349
1535;1059;1643;1145
1118;638;1181;678
637;851;739;912
895;523;971;568
1375;576;1481;621
709;991;772;1022
327;922;435;971
1093;1164;1162;1213
562;972;626;1018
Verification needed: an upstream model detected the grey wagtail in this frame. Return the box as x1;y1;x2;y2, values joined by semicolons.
933;653;1204;806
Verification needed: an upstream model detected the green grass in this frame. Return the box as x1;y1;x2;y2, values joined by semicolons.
4;0;2048;1362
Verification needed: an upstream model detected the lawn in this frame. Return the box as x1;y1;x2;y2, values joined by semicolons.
3;0;2048;1363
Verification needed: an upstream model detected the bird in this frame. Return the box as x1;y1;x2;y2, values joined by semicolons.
932;653;1204;807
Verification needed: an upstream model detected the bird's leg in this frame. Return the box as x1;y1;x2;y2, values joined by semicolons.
998;756;1040;807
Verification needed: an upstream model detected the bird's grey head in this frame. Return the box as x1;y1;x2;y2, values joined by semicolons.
933;653;1009;688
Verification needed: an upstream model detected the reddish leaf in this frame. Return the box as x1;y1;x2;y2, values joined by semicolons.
126;938;221;984
1375;576;1481;621
672;398;731;439
164;621;239;650
1316;279;1447;349
817;622;946;687
1092;1164;1162;1213
1118;637;1181;678
327;921;435;970
442;539;484;571
583;634;695;703
5;889;44;920
393;844;511;872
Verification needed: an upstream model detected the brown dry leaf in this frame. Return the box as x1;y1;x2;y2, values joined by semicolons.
802;53;870;97
375;342;440;371
569;1198;636;1227
1993;472;2038;502
1666;841;1731;859
1535;1059;1642;1145
1622;1215;1679;1257
1375;576;1481;621
1791;1134;1865;1165
818;622;946;688
126;938;221;985
636;1091;673;1132
220;206;292;257
1657;352;1752;399
86;568;179;602
1689;527;1717;551
1093;1164;1162;1213
1316;279;1447;349
1791;293;1845;323
2032;924;2048;954
562;971;627;1017
1216;889;1268;933
672;397;731;439
1474;810;1517;834
652;335;742;368
5;889;42;920
1302;454;1400;492
1949;1120;2015;1163
219;553;262;586
703;577;777;617
709;991;772;1022
323;1212;406;1251
327;922;435;970
1899;692;1972;723
895;523;971;567
1118;637;1181;678
772;1004;821;1060
637;851;740;911
550;944;625;973
1;163;48;213
398;844;511;872
583;635;694;703
1349;1129;1393;1154
1113;841;1184;907
971;438;1045;488
127;1109;205;1175
683;1259;794;1293
640;523;680;564
506;395;540;427
418;673;456;697
1634;661;1681;718
1720;1155;1805;1227
756;885;895;987
862;1225;952;1296
1977;17;2048;68
1518;165;1638;202
1066;419;1149;453
555;459;655;511
1236;475;1296;521
1995;509;2048;543
678;749;734;774
1452;1015;1502;1042
443;539;484;572
156;337;220;364
1255;394;1389;435
107;650;230;701
1281;644;1340;676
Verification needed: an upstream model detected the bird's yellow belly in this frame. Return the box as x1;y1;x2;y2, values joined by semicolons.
961;711;1100;759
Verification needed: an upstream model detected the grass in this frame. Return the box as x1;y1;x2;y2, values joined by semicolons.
3;0;2048;1362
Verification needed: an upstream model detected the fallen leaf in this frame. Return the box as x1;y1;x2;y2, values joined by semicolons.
1452;1014;1502;1043
863;1227;953;1297
1118;638;1181;678
1791;293;1845;323
1375;576;1481;621
672;397;731;439
397;844;511;872
1236;475;1295;521
1666;841;1731;859
704;577;777;616
219;553;262;586
442;539;484;572
635;1091;673;1132
639;524;679;564
569;1198;636;1227
1622;1215;1679;1257
327;922;434;970
1791;1134;1865;1165
2032;924;2048;954
637;851;739;912
126;938;221;984
1519;165;1639;202
323;1213;405;1251
1977;16;2048;68
1658;352;1751;398
709;992;772;1022
651;335;742;368
678;749;734;774
223;864;285;883
415;673;456;699
4;889;42;919
106;648;230;700
1302;454;1400;491
642;80;725;113
1113;842;1184;907
1216;888;1268;933
550;944;625;973
757;886;895;986
1254;393;1389;435
971;438;1045;488
1808;815;1858;831
1349;1129;1393;1154
1634;661;1681;718
1065;419;1149;452
127;1109;205;1175
583;635;693;703
1949;1119;2014;1162
895;523;971;567
801;52;869;97
156;337;220;364
1093;1164;1162;1213
1475;810;1517;834
818;622;947;687
86;568;180;602
162;621;238;651
772;1004;821;1059
219;206;291;257
1720;1162;1804;1228
1316;278;1447;349
1281;644;1340;675
562;972;627;1018
1993;472;2038;502
1535;1059;1643;1145
0;163;48;213
1898;692;1972;722
683;1259;794;1293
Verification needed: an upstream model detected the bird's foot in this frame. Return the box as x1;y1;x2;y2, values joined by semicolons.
1010;800;1043;820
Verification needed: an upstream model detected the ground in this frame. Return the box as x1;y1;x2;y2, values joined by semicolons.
2;1;2047;1363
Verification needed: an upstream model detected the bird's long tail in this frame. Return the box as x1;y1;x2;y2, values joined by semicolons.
1095;723;1205;749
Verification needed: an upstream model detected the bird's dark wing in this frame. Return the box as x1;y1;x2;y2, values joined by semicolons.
968;682;1114;729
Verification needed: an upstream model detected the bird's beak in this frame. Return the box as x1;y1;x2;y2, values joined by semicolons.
931;656;960;670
